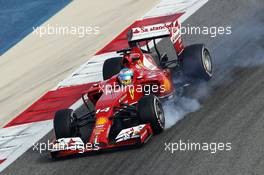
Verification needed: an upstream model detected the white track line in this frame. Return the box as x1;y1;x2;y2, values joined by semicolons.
0;121;52;172
0;98;82;172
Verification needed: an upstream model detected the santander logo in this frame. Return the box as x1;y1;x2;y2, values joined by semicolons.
132;22;177;34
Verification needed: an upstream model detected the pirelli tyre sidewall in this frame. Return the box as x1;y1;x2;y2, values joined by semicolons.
54;109;75;139
138;95;165;134
182;44;213;81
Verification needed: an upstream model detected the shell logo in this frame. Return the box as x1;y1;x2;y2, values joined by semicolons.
96;118;108;125
138;60;143;67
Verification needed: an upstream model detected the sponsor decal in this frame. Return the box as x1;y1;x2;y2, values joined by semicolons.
132;22;176;35
96;107;111;114
96;117;108;125
115;125;146;143
138;60;144;67
95;124;104;128
94;128;105;135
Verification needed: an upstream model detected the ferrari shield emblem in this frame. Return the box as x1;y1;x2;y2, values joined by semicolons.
138;60;143;67
129;88;134;100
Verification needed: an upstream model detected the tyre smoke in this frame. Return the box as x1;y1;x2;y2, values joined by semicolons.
163;97;200;129
163;16;264;129
163;79;213;129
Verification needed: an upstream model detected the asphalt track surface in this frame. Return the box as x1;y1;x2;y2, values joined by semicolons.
3;0;264;174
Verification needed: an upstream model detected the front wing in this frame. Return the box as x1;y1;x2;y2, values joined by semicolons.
50;124;153;158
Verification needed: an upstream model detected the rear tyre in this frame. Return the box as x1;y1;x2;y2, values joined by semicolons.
54;109;75;139
182;44;213;81
102;57;123;80
138;95;165;134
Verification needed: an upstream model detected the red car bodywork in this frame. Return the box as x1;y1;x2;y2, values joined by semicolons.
50;20;183;158
88;47;174;143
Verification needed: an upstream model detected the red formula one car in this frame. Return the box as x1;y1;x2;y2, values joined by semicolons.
50;21;213;158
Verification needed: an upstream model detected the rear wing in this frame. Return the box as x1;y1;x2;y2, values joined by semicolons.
128;21;180;43
128;24;170;43
127;20;184;55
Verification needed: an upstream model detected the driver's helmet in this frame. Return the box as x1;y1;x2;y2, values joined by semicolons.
118;68;134;86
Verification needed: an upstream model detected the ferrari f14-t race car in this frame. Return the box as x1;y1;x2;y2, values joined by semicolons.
50;21;213;158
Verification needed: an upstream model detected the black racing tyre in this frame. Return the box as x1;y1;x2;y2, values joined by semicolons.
102;57;123;80
138;95;165;134
182;44;213;81
54;109;75;139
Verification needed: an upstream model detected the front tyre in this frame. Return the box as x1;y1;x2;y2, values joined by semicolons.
138;95;165;134
182;44;213;81
53;109;76;139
